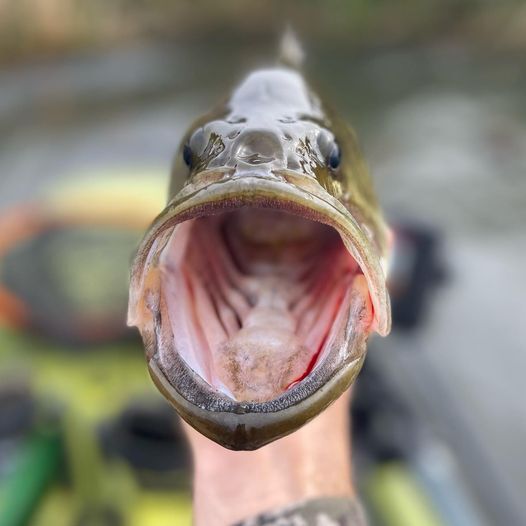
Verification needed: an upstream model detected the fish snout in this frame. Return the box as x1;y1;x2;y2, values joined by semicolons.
234;130;285;166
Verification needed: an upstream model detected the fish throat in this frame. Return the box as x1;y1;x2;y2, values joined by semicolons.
158;206;372;404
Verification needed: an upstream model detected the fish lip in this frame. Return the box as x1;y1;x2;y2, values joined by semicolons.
148;335;367;450
128;170;390;450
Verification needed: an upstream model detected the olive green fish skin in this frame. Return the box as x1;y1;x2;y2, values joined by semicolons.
129;67;391;450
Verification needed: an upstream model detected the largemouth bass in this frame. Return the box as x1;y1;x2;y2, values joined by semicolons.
128;45;391;450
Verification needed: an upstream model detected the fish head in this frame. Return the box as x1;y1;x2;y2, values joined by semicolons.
128;69;391;450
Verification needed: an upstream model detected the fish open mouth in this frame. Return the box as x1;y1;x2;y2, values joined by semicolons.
129;172;390;449
159;208;370;403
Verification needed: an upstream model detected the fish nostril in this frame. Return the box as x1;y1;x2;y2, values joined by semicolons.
235;130;284;164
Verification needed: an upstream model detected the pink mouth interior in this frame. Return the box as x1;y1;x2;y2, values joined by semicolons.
159;208;369;403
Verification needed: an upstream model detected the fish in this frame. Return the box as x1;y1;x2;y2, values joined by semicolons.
128;35;391;450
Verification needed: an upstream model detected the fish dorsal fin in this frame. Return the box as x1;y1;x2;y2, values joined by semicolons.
278;27;304;69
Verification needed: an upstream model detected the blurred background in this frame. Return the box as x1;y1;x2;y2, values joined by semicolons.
0;1;525;525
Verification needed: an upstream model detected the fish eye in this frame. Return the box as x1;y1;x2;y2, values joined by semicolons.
317;131;341;171
183;144;193;168
327;143;341;170
184;128;206;169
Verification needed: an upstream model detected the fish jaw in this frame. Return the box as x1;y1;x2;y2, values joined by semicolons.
128;171;390;450
148;337;367;451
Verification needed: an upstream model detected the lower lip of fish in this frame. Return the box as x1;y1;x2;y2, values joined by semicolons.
155;206;373;404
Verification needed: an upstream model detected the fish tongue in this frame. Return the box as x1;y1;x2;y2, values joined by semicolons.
213;294;308;403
